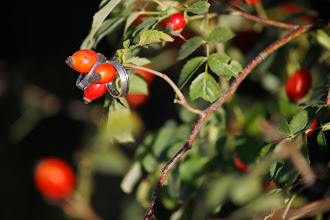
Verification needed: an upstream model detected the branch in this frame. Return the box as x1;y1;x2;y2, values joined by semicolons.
124;63;202;114
252;197;330;220
222;2;298;30
143;21;330;220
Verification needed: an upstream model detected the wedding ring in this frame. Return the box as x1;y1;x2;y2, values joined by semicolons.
76;53;106;90
106;61;129;98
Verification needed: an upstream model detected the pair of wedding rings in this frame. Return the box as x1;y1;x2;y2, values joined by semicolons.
75;53;129;98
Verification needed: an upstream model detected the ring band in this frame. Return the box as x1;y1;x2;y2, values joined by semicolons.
76;53;106;90
106;61;130;98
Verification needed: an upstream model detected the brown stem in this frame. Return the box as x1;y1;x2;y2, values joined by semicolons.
143;22;330;220
222;2;298;30
124;63;202;114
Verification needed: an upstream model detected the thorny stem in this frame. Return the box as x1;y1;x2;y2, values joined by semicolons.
143;21;330;220
123;63;202;115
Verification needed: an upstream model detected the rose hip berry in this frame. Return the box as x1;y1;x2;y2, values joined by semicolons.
233;156;248;172
83;83;107;104
169;13;186;31
65;49;99;74
93;63;116;84
34;157;75;200
245;0;261;4
125;93;149;108
134;65;154;85
286;69;312;102
306;118;318;137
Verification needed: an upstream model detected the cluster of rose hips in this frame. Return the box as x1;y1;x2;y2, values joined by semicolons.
66;49;116;104
34;157;76;200
66;49;155;108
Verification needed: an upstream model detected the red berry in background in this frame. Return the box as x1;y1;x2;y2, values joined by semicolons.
286;69;312;102
83;83;107;104
306;118;318;137
93;63;116;84
158;19;169;27
245;0;261;4
133;65;154;85
169;13;186;31
125;93;149;108
233;156;248;172
65;49;99;74
34;157;75;200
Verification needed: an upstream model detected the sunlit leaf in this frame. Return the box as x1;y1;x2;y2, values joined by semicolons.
107;99;142;143
126;56;151;66
187;1;210;14
89;0;122;41
208;53;242;80
189;72;221;102
207;27;235;43
121;162;143;194
139;30;174;45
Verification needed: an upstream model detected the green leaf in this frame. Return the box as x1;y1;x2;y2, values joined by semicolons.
189;72;221;103
107;99;142;143
126;56;151;66
230;174;262;205
89;0;122;41
207;27;235;43
205;174;238;212
230;193;284;219
314;29;330;51
289;106;321;135
121;162;143;194
139;30;174;46
317;130;327;152
128;73;149;95
178;36;205;60
81;17;125;49
208;53;243;80
90;147;130;175
274;119;291;136
178;56;207;88
187;1;210;14
124;11;144;37
123;39;130;49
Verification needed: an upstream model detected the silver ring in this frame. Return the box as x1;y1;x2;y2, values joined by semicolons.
76;53;106;90
106;61;129;98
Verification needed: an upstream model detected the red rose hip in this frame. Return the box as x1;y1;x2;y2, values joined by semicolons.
125;93;149;108
133;65;154;85
83;83;107;104
34;157;75;200
66;49;99;74
169;13;186;31
93;63;116;84
245;0;261;4
286;69;312;102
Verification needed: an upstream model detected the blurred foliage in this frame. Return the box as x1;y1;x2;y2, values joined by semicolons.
2;0;330;219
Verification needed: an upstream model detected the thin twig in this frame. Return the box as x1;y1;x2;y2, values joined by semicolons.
123;63;202;114
252;197;330;220
222;2;298;30
142;21;330;219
